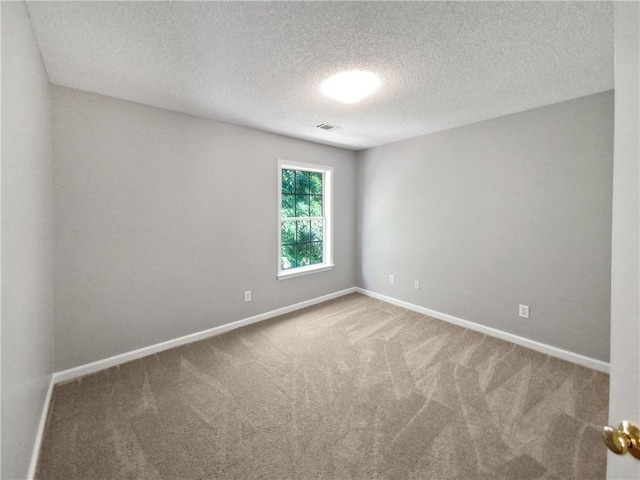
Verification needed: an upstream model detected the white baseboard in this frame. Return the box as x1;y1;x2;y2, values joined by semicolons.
53;287;357;384
51;284;608;383
355;287;610;374
27;374;55;480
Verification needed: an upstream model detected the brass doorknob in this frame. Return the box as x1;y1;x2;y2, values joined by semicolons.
603;421;640;460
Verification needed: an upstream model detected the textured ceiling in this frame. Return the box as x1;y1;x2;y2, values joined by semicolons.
26;1;614;150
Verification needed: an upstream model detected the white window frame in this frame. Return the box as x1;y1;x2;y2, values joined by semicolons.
277;159;333;280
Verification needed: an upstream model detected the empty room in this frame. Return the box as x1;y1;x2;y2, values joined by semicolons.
2;1;639;479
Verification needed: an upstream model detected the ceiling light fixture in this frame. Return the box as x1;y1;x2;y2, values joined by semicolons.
321;70;381;104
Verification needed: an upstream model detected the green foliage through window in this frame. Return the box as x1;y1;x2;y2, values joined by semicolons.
281;168;324;270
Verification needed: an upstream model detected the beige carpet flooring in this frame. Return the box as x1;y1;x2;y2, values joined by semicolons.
36;293;609;479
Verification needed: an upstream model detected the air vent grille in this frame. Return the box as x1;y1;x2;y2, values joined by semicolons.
316;123;338;131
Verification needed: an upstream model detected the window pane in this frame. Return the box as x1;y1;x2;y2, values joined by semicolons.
281;221;295;245
310;219;323;242
281;244;296;270
310;172;323;194
278;162;331;276
296;220;311;243
310;242;323;264
282;194;295;218
310;195;323;217
295;194;310;217
297;243;310;267
295;170;310;193
282;169;295;194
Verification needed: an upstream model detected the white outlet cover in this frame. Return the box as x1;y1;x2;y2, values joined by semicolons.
389;275;395;284
414;280;420;289
519;304;529;318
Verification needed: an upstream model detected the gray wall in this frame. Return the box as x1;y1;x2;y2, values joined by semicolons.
52;86;358;371
1;2;55;478
357;91;613;362
607;3;639;478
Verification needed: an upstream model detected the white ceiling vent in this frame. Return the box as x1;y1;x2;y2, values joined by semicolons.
316;123;338;131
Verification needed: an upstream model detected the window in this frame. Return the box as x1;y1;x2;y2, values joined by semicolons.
278;159;333;279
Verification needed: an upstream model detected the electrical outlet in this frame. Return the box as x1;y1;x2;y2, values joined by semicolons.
519;304;529;319
389;275;395;285
414;280;420;290
244;290;252;302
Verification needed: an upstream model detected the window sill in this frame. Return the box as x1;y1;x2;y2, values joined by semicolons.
277;263;334;280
